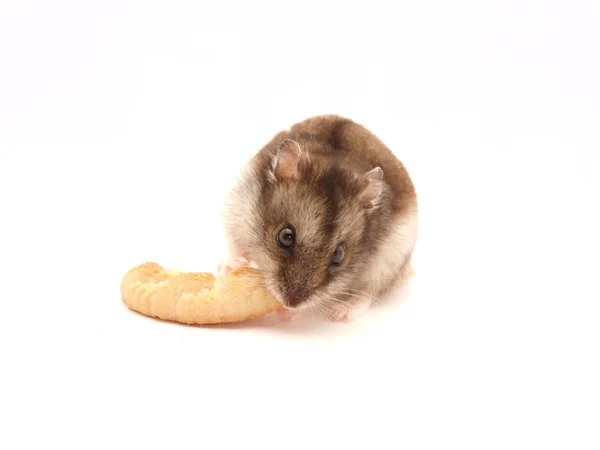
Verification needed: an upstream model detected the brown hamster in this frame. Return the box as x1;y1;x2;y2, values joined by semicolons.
219;114;418;322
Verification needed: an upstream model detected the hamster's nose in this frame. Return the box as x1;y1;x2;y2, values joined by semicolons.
285;286;309;307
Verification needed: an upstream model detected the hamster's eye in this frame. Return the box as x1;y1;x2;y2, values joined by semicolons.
277;227;295;248
330;245;345;265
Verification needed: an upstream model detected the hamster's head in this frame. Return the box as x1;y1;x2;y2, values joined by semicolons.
244;139;385;311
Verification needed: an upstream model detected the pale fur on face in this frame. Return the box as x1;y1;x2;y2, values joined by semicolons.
221;160;263;259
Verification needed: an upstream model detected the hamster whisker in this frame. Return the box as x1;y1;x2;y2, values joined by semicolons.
312;293;339;318
339;288;379;304
335;288;376;302
315;290;343;307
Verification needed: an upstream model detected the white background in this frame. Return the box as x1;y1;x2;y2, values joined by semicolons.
1;0;599;448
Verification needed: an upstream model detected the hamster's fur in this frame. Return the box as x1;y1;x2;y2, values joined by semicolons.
220;114;418;322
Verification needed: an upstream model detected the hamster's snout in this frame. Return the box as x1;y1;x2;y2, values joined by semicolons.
284;285;309;308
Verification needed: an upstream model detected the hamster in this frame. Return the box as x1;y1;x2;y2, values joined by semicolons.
219;114;418;322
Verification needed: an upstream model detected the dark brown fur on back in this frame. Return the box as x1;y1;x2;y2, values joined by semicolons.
255;114;416;212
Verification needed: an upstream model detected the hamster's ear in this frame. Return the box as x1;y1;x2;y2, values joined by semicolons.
269;139;302;181
359;167;384;209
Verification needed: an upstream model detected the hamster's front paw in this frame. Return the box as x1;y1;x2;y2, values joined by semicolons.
217;256;249;276
327;298;371;323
